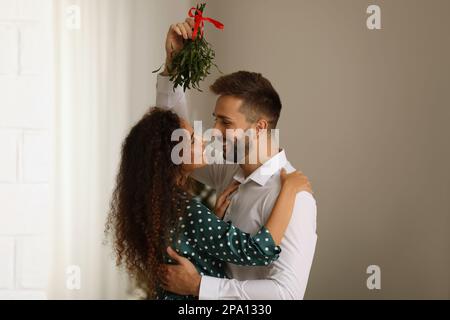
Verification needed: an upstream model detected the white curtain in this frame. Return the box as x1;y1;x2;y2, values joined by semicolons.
50;0;134;299
49;0;192;300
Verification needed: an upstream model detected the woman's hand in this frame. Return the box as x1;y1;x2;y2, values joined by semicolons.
163;18;195;75
280;168;313;194
214;181;240;219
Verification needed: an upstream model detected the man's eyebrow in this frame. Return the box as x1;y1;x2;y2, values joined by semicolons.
212;113;233;121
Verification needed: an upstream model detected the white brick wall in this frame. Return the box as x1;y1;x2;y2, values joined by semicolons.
0;24;18;75
0;0;52;300
0;237;15;289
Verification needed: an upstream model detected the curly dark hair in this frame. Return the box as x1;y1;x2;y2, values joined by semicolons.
105;107;189;298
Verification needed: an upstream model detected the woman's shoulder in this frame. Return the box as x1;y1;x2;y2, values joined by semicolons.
183;197;219;227
186;197;211;214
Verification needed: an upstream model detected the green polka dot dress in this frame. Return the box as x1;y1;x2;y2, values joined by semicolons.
157;195;281;300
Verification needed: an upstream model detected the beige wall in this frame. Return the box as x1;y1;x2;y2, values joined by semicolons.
189;0;450;299
129;0;192;123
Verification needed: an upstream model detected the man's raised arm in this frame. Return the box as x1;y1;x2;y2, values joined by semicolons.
155;19;221;189
155;19;196;119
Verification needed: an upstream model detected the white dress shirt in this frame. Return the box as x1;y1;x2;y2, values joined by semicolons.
156;74;318;300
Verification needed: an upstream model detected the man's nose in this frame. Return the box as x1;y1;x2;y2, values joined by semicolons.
213;121;221;131
213;122;226;135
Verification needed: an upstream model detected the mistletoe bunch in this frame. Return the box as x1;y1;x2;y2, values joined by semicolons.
154;3;224;92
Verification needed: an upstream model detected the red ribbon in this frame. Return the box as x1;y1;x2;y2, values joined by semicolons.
188;7;224;40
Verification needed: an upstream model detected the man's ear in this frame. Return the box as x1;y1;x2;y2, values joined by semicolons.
255;119;269;134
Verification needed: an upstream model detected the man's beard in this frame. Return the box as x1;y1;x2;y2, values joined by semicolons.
223;137;252;164
223;140;239;163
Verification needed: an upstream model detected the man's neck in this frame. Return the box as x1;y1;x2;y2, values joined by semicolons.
240;147;281;178
240;162;262;178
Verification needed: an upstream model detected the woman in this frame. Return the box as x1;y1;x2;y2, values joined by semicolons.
105;107;311;299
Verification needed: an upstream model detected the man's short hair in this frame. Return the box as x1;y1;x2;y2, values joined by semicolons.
210;71;282;129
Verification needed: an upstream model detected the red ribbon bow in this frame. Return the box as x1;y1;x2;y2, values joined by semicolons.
189;7;224;40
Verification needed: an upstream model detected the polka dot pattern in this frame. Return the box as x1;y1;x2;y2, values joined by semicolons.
159;197;281;300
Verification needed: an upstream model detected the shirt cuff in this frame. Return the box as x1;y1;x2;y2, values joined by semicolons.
199;276;222;300
156;74;184;94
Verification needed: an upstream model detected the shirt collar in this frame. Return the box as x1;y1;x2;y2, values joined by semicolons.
233;150;288;186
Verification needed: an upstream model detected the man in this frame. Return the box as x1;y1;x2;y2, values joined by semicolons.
156;18;317;300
